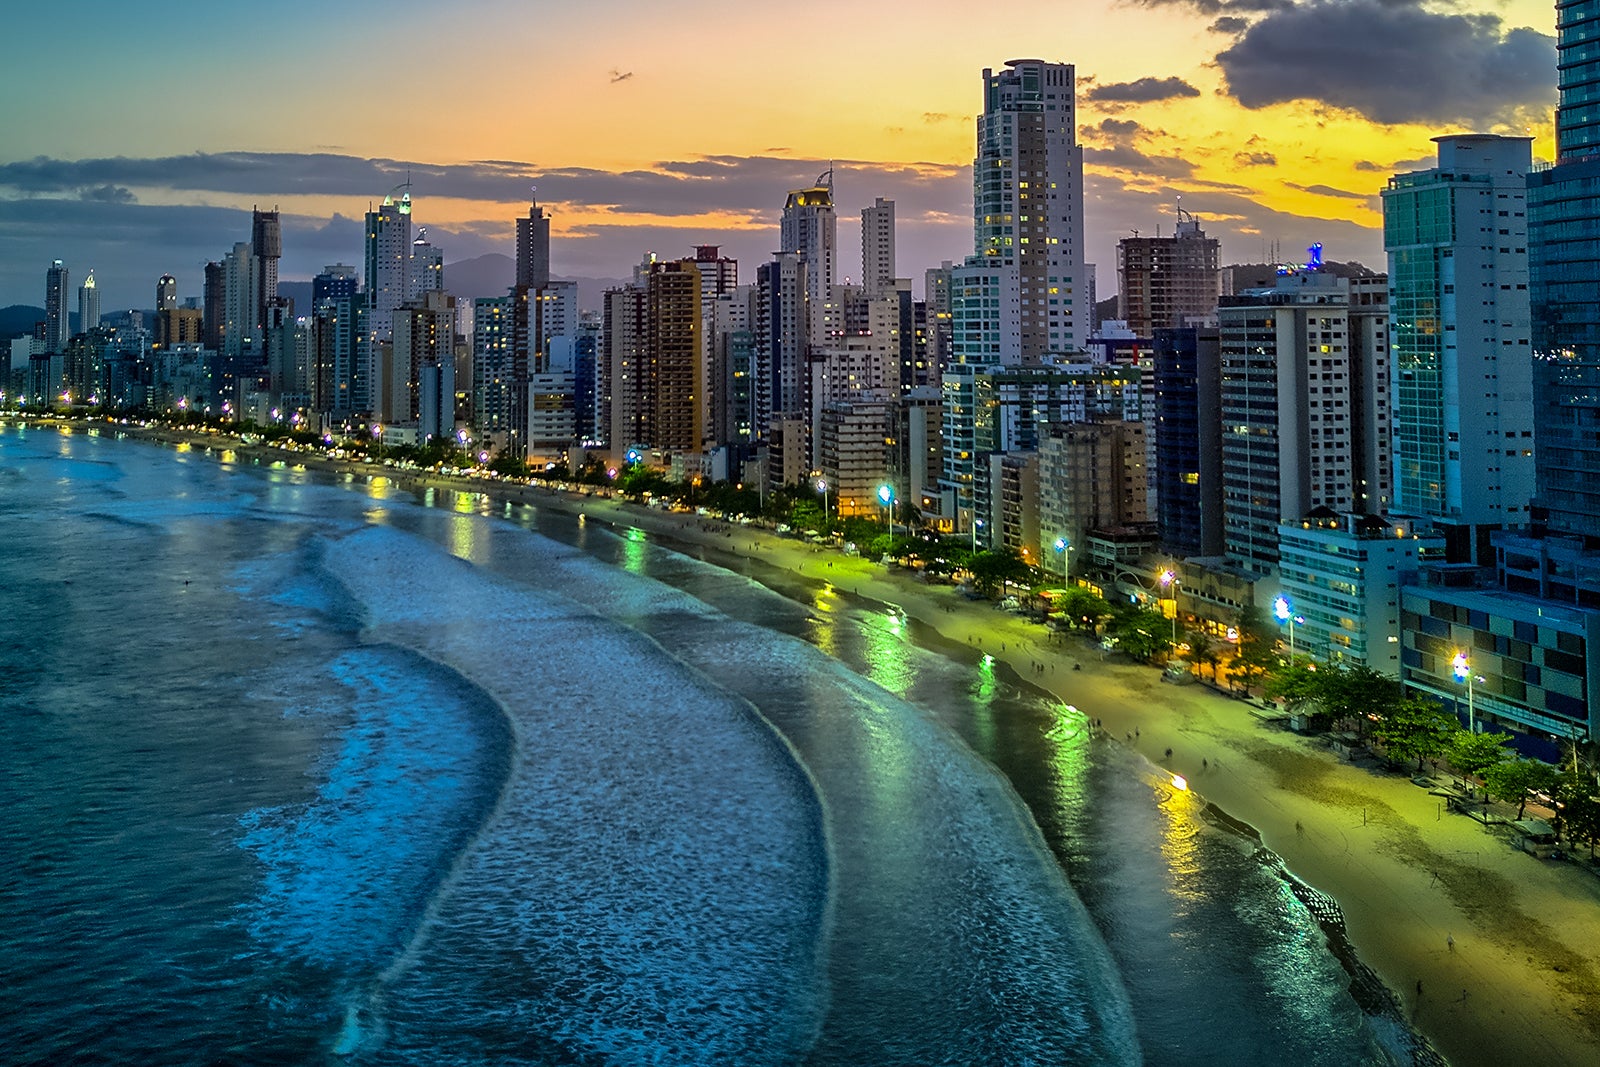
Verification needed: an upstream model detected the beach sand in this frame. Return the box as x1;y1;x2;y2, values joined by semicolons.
53;422;1600;1067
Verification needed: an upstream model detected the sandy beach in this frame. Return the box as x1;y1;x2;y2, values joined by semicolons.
50;420;1600;1066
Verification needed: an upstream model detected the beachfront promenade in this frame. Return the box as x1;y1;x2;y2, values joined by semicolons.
31;418;1600;1067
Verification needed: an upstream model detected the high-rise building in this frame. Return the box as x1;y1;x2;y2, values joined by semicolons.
604;282;649;453
754;251;809;433
1117;212;1221;336
251;207;281;339
78;271;100;337
222;241;257;359
1383;134;1534;562
516;198;551;290
156;274;177;312
313;264;359;308
1529;0;1600;542
1217;271;1357;576
365;188;412;342
646;260;703;453
44;261;70;353
202;260;225;350
861;197;896;300
407;229;444;300
387;290;456;428
691;245;738;448
1152;325;1223;559
971;58;1087;361
781;175;837;347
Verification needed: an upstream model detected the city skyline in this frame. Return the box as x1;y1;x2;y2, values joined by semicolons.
2;0;1559;312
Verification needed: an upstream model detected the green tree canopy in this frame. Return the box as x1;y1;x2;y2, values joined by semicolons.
1056;587;1112;631
969;548;1033;595
1314;663;1405;737
1111;608;1170;662
1483;758;1558;820
1264;661;1322;713
1449;730;1512;783
1371;696;1459;771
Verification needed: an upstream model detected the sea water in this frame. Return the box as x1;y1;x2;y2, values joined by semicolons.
0;424;1432;1065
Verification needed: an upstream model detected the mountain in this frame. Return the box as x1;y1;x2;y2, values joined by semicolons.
0;305;44;341
443;253;515;300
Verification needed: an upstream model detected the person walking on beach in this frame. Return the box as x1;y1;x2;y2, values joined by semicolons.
1447;934;1455;953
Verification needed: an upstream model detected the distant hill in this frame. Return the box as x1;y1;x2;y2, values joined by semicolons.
0;305;44;341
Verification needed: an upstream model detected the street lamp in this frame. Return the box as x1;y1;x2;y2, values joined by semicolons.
1160;568;1179;646
1452;651;1477;734
1054;536;1071;586
372;423;383;462
817;478;829;523
878;483;895;540
972;517;985;554
1273;594;1296;661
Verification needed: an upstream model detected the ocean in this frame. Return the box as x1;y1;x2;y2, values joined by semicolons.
0;423;1435;1065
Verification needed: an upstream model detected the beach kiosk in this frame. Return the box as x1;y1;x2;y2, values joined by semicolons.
1509;818;1559;859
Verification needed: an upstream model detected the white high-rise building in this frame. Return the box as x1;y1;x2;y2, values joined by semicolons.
407;228;444;300
861;196;896;300
78;271;100;336
781;175;837;348
365;188;412;342
972;58;1087;361
222;242;257;359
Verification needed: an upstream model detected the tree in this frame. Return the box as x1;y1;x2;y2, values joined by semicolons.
1483;758;1558;820
1449;731;1512;785
969;548;1032;596
1057;587;1111;632
1187;630;1219;679
1371;696;1458;772
1314;663;1404;738
1111;608;1170;662
1264;660;1321;714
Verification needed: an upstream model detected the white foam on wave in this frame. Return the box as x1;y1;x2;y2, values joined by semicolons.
320;524;830;1066
450;521;1142;1063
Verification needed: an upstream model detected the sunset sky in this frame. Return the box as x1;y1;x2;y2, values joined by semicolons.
0;0;1560;313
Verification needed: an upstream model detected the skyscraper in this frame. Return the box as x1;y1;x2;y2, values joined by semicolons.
202;260;225;350
251;207;281;339
78;271;100;337
1117;211;1221;336
516;198;551;290
365;188;412;342
156;274;177;312
1529;0;1600;541
971;58;1087;361
44;261;70;353
861;197;896;300
781;174;837;347
407;229;444;300
1383;134;1534;562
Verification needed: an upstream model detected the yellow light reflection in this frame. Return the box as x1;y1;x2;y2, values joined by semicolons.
810;584;838;657
1157;768;1205;903
860;608;914;696
619;526;647;574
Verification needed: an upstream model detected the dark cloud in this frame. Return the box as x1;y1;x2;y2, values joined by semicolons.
1129;0;1290;13
1097;118;1146;138
79;184;136;203
1085;145;1197;179
1210;16;1250;34
1214;0;1555;125
1354;154;1435;173
1234;151;1277;166
1086;77;1201;104
1285;182;1373;200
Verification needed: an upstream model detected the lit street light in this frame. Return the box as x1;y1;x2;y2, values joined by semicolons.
1272;595;1301;661
1160;568;1179;647
1452;651;1477;734
878;483;896;540
972;517;985;554
1054;536;1071;586
817;478;829;523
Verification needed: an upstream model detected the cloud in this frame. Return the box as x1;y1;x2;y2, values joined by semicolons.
1285;181;1373;201
1354;154;1435;173
1234;151;1277;166
1213;0;1555;126
1128;0;1290;13
1085;145;1197;179
79;184;135;203
1086;76;1201;104
1210;16;1249;34
1096;118;1146;138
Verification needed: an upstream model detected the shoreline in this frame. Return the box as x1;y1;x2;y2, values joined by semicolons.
26;417;1600;1066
